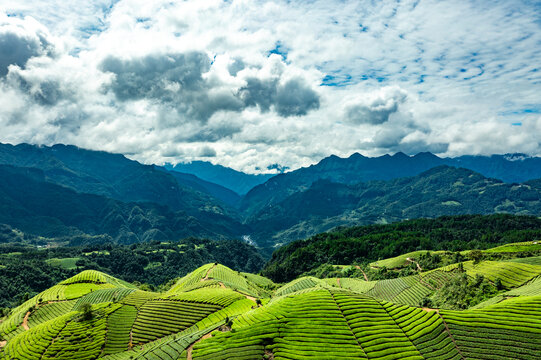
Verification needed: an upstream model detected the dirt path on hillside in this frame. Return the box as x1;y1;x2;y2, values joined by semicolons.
201;264;217;281
22;311;31;330
217;281;258;303
187;332;213;360
355;266;369;281
422;307;439;313
418;276;436;290
336;278;341;288
0;340;6;347
406;258;423;271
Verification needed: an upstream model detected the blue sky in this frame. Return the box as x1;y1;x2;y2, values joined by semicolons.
0;0;540;172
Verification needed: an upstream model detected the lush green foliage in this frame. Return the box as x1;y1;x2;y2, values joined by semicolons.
246;166;541;246
0;164;247;245
1;253;541;359
263;214;541;282
0;238;265;307
4;143;541;252
241;151;541;222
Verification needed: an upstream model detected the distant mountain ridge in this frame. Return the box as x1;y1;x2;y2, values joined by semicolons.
240;151;541;217
246;166;541;247
0;143;250;243
0;142;242;214
2;141;541;250
155;166;242;207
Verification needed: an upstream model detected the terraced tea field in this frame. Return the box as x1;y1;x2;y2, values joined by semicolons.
1;249;541;359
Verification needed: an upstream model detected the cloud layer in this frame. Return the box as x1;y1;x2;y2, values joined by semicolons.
0;0;540;173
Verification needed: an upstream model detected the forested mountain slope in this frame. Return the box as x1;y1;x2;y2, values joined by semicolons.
247;167;541;247
241;151;541;218
262;214;541;282
0;142;240;216
0;164;247;243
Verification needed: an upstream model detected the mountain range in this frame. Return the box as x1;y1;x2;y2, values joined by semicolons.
240;151;541;217
1;142;541;250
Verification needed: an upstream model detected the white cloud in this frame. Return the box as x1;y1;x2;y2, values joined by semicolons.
0;0;539;173
344;86;407;125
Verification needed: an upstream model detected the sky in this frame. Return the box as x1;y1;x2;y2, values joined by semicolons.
0;0;540;173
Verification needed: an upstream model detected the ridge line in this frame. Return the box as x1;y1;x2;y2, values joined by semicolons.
328;290;368;359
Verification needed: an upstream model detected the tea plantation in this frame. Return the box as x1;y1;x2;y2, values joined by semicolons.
1;241;541;359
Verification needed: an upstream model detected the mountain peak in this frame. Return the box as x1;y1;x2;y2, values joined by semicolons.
348;152;366;159
392;151;409;159
413;152;440;160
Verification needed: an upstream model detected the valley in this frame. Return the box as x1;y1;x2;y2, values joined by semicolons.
2;1;539;358
2;143;541;251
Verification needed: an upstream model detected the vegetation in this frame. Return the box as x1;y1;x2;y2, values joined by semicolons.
1;239;541;359
0;164;247;245
246;166;541;247
3;143;541;252
263;214;541;282
240;151;541;221
0;238;265;308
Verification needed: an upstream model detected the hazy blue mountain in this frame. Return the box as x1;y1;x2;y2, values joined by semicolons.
3;142;541;250
166;161;273;195
240;152;443;216
246;166;541;247
157;166;241;207
0;164;248;244
240;152;541;217
450;153;541;183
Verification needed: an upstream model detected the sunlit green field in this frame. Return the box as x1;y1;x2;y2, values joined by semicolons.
2;241;541;359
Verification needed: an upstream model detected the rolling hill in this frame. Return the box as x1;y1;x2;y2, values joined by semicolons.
262;214;541;282
1;243;541;359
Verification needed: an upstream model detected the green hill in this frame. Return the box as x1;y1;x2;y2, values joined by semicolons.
1;250;541;359
0;237;265;308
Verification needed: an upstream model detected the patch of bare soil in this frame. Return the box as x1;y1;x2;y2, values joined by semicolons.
187;332;213;360
355;266;369;281
22;311;31;330
201;264;217;281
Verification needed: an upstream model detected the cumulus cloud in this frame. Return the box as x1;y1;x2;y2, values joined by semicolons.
0;14;54;76
345;86;407;125
275;78;320;117
228;58;245;76
0;0;540;173
100;52;243;121
198;145;216;157
239;76;320;117
100;51;319;122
